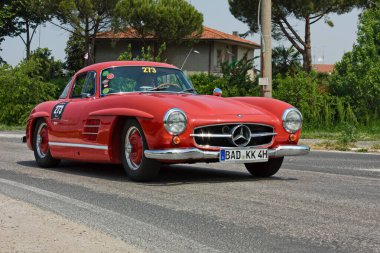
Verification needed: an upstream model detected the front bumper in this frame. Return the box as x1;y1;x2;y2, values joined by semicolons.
144;145;310;161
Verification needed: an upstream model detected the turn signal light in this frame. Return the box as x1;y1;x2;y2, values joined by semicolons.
172;135;181;145
289;134;297;142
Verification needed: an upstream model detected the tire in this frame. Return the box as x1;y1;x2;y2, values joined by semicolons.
33;118;60;168
244;157;284;177
121;119;160;182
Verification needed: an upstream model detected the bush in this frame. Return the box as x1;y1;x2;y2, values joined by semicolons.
190;56;259;97
0;60;57;125
273;70;358;129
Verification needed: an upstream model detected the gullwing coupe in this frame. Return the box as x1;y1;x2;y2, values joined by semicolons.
24;61;310;181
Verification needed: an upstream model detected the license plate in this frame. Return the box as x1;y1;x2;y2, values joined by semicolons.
220;149;268;163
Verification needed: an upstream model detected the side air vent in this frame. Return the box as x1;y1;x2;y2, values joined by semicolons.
82;119;101;141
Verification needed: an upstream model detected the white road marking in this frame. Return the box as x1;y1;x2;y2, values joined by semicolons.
0;178;219;253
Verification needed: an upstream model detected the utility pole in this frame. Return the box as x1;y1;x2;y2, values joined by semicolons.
260;0;272;97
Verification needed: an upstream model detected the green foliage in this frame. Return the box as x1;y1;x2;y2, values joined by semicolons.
228;0;368;71
28;48;65;80
337;123;358;145
190;73;226;95
117;43;167;62
114;0;203;44
330;5;380;121
220;56;258;96
0;60;57;125
272;45;301;76
65;32;86;74
190;57;258;97
53;0;119;65
0;2;16;63
273;70;359;128
1;0;54;59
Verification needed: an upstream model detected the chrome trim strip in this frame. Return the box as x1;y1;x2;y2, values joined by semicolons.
251;132;278;137
190;133;233;138
191;132;276;138
49;142;108;150
192;123;275;148
82;132;99;135
193;122;274;131
84;125;100;128
144;145;310;161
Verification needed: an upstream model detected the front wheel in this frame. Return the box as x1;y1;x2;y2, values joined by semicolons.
245;157;284;177
121;119;160;182
33;118;60;168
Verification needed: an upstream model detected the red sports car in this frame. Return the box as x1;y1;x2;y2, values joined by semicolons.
24;61;309;181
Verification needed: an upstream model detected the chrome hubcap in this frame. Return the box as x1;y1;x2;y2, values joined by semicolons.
124;127;143;171
36;123;48;158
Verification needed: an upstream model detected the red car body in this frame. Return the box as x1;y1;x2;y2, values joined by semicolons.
25;61;309;181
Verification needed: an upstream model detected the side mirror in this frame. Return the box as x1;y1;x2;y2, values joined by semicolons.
213;88;222;97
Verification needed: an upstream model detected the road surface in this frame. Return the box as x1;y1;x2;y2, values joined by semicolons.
0;136;379;252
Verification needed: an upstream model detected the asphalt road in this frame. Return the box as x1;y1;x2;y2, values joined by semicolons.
0;136;379;253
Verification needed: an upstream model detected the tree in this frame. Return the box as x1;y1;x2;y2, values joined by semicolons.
330;4;380;120
28;48;65;80
51;0;119;65
0;2;16;64
272;45;301;76
229;0;368;71
113;0;203;51
117;43;167;62
1;0;53;60
0;60;57;125
64;32;86;74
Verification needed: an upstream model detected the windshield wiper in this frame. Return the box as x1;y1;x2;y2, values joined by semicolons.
180;88;196;93
145;83;177;91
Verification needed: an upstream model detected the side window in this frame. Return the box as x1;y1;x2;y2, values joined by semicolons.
82;72;96;96
70;72;96;98
59;78;72;99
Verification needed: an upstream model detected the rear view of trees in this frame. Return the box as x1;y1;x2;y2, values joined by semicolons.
0;0;53;59
229;0;369;71
331;5;380;121
113;0;203;46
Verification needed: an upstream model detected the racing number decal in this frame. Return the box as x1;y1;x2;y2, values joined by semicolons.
51;102;69;120
142;67;157;73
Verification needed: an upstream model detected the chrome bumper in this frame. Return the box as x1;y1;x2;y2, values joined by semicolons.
144;145;310;161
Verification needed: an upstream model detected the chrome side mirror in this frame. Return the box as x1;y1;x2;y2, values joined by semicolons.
213;88;222;97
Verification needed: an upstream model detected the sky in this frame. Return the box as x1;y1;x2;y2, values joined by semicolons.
0;0;362;66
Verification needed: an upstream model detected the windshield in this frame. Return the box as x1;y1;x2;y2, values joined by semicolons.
100;66;195;95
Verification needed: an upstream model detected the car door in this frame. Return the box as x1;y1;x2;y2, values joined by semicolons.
51;71;97;143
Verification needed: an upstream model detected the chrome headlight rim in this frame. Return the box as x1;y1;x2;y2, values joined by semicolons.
282;108;303;133
163;108;187;135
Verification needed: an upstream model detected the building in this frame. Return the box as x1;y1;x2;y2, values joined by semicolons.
313;64;335;75
95;26;260;75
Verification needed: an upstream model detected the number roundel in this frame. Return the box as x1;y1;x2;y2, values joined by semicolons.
51;102;69;120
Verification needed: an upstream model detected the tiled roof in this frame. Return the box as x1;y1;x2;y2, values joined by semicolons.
96;26;260;48
313;64;335;74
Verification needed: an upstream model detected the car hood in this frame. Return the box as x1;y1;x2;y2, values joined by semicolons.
136;93;266;116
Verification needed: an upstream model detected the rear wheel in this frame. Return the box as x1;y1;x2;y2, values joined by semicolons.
33;118;60;168
121;119;160;182
245;157;284;177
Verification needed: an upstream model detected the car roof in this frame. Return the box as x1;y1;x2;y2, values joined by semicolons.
77;61;178;74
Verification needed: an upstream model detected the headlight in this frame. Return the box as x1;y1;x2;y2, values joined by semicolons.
164;108;187;135
282;108;303;133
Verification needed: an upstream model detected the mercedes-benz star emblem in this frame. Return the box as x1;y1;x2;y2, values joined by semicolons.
231;125;251;147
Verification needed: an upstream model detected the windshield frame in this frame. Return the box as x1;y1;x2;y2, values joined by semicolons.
99;65;196;96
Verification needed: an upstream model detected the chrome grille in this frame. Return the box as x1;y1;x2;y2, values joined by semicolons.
191;123;276;148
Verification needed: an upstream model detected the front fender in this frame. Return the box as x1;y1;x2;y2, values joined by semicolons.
89;108;154;119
